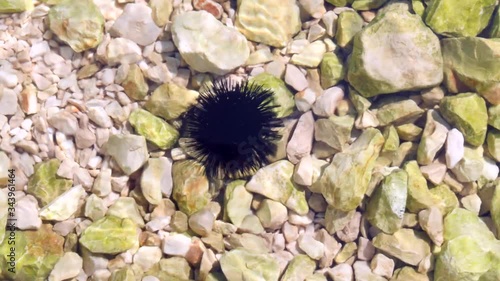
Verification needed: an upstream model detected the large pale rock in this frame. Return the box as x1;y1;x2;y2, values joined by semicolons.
27;159;73;207
104;134;148;175
172;160;210;215
246;160;308;215
425;0;497;37
141;157;173;205
440;93;488;146
286;111;314;164
110;3;162;46
80;216;137;254
314;114;355;152
314;128;384;211
0;88;18;116
48;0;104;52
172;11;250;75
366;169;408;234
129;109;179;150
220;249;280;281
235;0;301;48
106;38;142;66
48;252;83;281
347;3;443;97
107;197;145;227
144;82;199;121
0;225;64;281
372;228;431;266
441;37;500;105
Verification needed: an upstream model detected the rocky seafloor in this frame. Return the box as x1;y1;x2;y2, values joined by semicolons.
0;0;499;280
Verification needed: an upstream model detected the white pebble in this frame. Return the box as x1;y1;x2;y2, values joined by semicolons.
285;64;308;91
445;128;464;169
30;41;50;58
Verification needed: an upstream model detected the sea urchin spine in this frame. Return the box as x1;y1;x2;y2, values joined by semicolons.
180;79;283;179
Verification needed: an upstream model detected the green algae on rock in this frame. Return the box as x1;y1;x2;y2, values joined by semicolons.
281;255;316;281
489;105;500;130
335;10;364;51
0;224;64;280
320;52;346;89
316;128;384;211
172;160;211;215
27;159;73;207
79;216;138;254
441;37;500;105
435;208;500;281
487;130;500;162
129;109;179;150
250;73;295;118
121;64;149;101
366;169;408;234
144;82;199;121
424;0;497;37
403;161;441;213
375;99;425;126
347;3;443;97
107;197;145;227
104;134;149;175
392;266;430;281
351;0;389;11
48;0;105;52
0;0;33;13
439;93;488;147
314;114;355;152
220;248;280;281
39;185;86;221
235;0;301;48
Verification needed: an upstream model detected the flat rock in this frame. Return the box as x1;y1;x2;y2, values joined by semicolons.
235;0;301;47
141;157;173;204
129;109;179;150
314;128;384;211
220;249;280;281
372;228;431;266
110;3;162;46
172;11;250;75
287;111;314;164
48;0;104;52
79;216;138;254
440;93;488;146
0;88;18;116
441;37;500;105
347;3;443;97
144;82;199;121
39;185;86;221
104;134;149;175
172;160;210;215
425;0;497;37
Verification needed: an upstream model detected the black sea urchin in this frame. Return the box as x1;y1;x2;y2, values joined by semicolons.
180;79;283;179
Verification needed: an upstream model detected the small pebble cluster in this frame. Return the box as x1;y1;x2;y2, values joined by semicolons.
0;0;499;281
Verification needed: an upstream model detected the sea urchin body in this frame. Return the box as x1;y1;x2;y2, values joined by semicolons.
180;79;283;179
